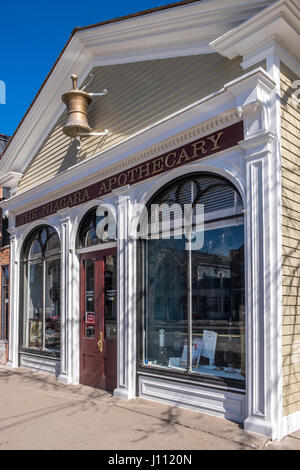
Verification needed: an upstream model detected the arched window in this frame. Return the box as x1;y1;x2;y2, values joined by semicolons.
76;207;113;248
21;226;61;355
140;173;245;386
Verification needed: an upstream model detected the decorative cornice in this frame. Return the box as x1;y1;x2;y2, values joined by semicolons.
0;171;23;193
241;37;300;75
238;130;276;152
210;0;300;65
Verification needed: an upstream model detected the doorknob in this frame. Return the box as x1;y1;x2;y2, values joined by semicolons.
98;331;103;352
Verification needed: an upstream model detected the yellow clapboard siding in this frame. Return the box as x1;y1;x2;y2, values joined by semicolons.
283;362;300;376
17;54;247;192
283;382;300;398
282;187;300;207
282;215;300;232
283;297;300;307
282;174;300;196
283;314;300;324
282;203;300;220
282;304;300;315
283;401;300;417
281;119;300;141
283;324;300;336
282;277;300;290
281;102;300;120
282;235;300;250
281;127;300;145
282;286;300;297
283;354;300;367
282;63;300;418
283;334;300;346
283;373;300;387
283;265;300;279
282;140;300;158
281;108;300;128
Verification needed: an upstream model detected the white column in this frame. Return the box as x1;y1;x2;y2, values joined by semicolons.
240;115;281;438
7;228;19;368
57;208;74;384
113;186;137;400
228;70;282;438
242;133;276;437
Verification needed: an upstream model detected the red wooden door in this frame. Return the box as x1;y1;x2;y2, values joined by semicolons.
80;249;117;391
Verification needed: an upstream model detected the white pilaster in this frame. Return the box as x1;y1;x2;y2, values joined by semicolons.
233;71;282;438
113;186;137;400
7;228;19;368
57;208;75;384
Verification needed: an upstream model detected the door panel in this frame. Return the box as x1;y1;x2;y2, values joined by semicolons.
80;249;117;391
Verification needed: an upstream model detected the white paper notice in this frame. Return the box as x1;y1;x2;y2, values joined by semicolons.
192;338;202;367
201;330;217;362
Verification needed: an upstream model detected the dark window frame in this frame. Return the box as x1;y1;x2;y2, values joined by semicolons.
137;172;246;392
19;226;61;358
1;265;9;341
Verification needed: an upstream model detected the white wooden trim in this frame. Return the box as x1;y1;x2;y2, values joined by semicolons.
139;375;246;424
76;242;117;255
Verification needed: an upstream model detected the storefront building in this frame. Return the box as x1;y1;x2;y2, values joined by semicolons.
0;0;299;440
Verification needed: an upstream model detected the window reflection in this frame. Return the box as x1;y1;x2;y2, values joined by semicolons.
145;238;188;369
22;226;61;355
77;208;112;248
104;255;117;341
191;223;245;380
142;174;245;385
45;259;61;351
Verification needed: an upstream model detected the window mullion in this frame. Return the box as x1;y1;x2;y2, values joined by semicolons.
187;237;193;374
187;181;194;373
42;259;46;350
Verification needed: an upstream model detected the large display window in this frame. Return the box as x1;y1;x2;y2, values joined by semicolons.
140;173;245;387
21;226;61;355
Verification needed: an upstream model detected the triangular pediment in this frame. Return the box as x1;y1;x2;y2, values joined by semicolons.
0;0;276;195
18;54;246;192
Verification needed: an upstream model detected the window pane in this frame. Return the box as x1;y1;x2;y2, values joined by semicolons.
191;223;245;382
142;174;245;386
1;266;9;341
29;239;42;259
44;233;60;257
23;261;43;349
84;259;95;339
144;238;188;371
21;226;61;355
45;259;61;352
77;209;112;248
104;255;117;341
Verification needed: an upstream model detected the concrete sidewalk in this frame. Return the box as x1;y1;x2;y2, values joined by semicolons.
0;365;299;450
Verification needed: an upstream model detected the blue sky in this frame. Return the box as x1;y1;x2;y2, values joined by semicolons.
0;0;179;138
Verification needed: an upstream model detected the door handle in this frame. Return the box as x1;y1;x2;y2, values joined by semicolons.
98;331;103;352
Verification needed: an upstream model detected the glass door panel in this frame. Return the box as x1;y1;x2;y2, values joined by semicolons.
45;258;61;352
104;255;117;341
84;258;96;339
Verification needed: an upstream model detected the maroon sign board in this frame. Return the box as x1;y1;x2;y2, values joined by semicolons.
16;121;244;227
